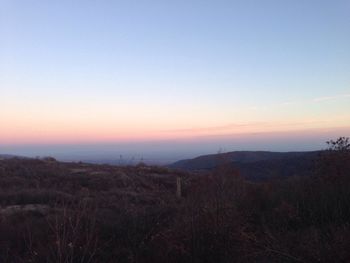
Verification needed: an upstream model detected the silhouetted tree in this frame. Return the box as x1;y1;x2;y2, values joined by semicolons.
318;137;350;178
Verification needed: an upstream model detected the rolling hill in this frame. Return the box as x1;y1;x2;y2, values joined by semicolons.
169;151;321;180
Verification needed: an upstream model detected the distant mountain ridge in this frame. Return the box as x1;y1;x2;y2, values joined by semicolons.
0;154;28;160
168;151;321;180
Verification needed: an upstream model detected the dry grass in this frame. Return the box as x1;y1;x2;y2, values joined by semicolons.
0;142;349;262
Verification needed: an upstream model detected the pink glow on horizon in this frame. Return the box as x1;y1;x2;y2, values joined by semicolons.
1;103;350;145
1;123;349;145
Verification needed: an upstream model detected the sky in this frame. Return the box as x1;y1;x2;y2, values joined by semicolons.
1;0;350;163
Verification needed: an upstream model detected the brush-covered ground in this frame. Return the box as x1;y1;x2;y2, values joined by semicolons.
0;140;350;263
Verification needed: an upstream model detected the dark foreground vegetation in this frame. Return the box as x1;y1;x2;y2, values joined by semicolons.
0;138;350;263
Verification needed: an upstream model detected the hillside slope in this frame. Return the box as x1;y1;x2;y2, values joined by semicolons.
1;154;350;262
169;151;321;180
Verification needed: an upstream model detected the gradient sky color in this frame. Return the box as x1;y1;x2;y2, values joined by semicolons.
1;0;350;162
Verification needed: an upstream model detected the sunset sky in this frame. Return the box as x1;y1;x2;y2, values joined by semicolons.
1;0;350;162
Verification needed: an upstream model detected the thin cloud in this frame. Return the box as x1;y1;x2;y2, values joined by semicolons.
161;120;329;135
277;93;350;108
312;93;350;102
163;122;268;133
280;101;297;106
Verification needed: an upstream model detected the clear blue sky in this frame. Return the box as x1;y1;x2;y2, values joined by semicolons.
1;0;350;162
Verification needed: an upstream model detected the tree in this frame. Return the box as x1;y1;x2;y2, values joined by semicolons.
318;137;350;178
326;137;350;151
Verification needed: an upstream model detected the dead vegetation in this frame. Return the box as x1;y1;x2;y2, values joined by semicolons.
0;138;350;262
